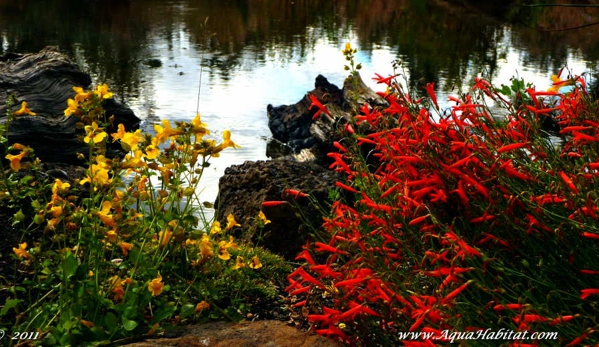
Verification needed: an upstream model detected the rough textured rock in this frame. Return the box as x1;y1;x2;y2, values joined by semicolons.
0;46;140;164
120;320;341;347
215;160;343;260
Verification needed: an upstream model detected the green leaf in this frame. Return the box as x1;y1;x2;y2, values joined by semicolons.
0;299;22;316
122;319;138;331
180;303;196;318
104;312;118;331
152;304;177;324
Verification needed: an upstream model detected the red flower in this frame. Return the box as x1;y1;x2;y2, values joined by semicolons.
580;288;599;300
309;94;332;120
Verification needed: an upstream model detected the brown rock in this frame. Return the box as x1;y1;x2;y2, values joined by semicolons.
120;320;341;347
215;159;344;260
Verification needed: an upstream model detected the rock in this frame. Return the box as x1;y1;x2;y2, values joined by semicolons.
215;160;343;260
0;46;140;164
120;320;341;347
266;73;387;164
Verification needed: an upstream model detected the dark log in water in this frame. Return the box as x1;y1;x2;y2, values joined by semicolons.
0;46;140;164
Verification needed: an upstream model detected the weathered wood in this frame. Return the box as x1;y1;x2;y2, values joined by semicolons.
0;46;140;164
266;73;387;164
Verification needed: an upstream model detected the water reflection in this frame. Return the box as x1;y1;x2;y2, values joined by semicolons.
1;0;597;203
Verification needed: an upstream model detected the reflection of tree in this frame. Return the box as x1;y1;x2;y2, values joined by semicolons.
2;0;598;98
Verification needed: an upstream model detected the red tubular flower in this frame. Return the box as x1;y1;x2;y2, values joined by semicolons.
282;189;308;199
309;94;332;120
441;281;472;304
559;171;579;194
497;143;527;153
262;200;287;207
493;303;528;311
424;82;438;109
314;242;348;255
580;232;599;240
580;269;599;275
580;288;599;300
549;315;578;326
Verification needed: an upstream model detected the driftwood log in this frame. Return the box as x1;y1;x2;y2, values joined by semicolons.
266;73;387;165
0;46;139;164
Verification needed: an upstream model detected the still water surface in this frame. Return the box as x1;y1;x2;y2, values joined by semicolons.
1;0;597;205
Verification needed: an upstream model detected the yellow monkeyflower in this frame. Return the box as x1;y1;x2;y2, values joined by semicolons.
210;221;222;234
154;119;184;144
64;98;79;117
218;237;238;260
79;163;111;187
148;274;165;296
5;150;28;172
233;256;246;270
155;229;173;247
46;217;60;231
548;74;576;93
94;83;114;99
225;213;241;231
195;301;210;313
199;234;214;259
111;124;142;151
258;211;271;225
118;241;133;256
97;201;115;227
73;86;92;103
106;229;118;243
249;255;263;269
84;122;108;144
191;113;209;137
52;179;71;195
49;205;63;218
343;42;352;54
13;101;36;116
13;242;30;259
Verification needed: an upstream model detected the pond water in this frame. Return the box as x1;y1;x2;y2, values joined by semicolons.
1;0;598;207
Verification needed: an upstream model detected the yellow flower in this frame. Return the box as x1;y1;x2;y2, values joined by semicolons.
97;201;115;227
49;205;63;218
154;119;184;144
199;234;214;259
84;122;108;144
225;213;241;231
343;42;353;55
112;124;142;151
52;179;71;195
191;113;209;137
94;83;114;99
249;255;263;269
5;151;27;172
73;86;92;103
548;74;576;93
195;301;210;313
258;211;271;225
222;130;240;149
80;156;112;187
155;229;173;247
148;274;164;296
106;229;118;243
13;242;30;259
64;98;79;117
233;256;246;270
217;237;237;261
210;221;222;234
46;217;60;231
118;241;133;256
13;101;36;116
144;144;160;160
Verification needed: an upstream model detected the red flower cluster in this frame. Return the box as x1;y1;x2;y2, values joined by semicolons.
288;73;599;346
